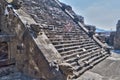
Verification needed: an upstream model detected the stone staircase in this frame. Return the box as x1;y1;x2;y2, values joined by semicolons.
44;22;109;79
0;0;110;79
19;0;109;79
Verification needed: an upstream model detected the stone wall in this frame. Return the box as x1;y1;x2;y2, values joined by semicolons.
0;0;64;80
108;32;115;46
85;25;96;32
60;2;84;24
114;20;120;50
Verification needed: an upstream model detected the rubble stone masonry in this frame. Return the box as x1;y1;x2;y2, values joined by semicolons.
114;20;120;50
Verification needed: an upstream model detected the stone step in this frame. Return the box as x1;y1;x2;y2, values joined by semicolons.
47;33;90;40
75;55;101;71
72;52;102;71
49;36;93;43
50;39;80;44
64;50;103;71
55;42;96;52
80;51;101;62
46;32;84;37
64;51;98;64
90;53;109;66
53;39;94;46
54;41;95;49
49;37;88;42
73;61;85;71
59;44;97;55
45;30;84;34
60;48;83;56
71;62;78;66
73;65;91;79
80;43;97;49
45;31;86;36
79;49;101;60
63;47;101;60
63;51;84;60
73;53;109;79
60;45;99;56
87;54;103;64
54;41;82;48
57;45;80;52
84;45;98;50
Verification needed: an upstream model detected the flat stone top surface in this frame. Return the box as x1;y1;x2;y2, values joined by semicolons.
77;51;120;80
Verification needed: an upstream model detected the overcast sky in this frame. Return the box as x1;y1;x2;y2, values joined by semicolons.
59;0;120;31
